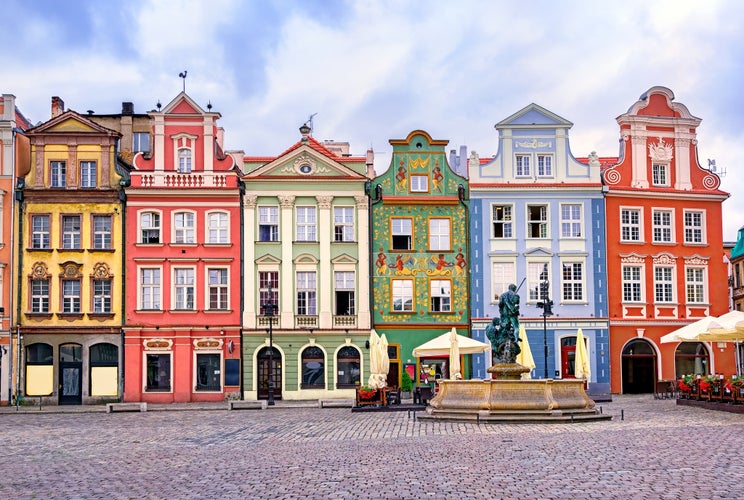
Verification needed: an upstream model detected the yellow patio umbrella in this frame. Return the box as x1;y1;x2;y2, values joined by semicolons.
515;324;536;379
574;328;591;380
449;327;462;379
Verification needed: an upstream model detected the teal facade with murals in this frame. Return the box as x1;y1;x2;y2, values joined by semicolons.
369;130;470;388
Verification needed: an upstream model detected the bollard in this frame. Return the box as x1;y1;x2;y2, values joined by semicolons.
476;413;480;424
571;414;574;422
38;396;42;411
599;406;603;414
621;409;624;421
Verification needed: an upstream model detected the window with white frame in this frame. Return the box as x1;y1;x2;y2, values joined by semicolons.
516;155;531;177
392;279;413;312
258;206;279;242
259;271;279;314
31;279;50;313
62;215;81;249
560;204;582;238
93;279;112;313
207;212;228;244
296;271;317;315
527;204;548;238
428;218;450;251
92;215;112;249
31;215;50;249
686;267;706;303
652;210;673;243
140;268;161;310
492;262;515;302
174;212;195;244
146;353;171;391
140;212;161;244
528;262;549;301
684;210;705;244
80;161;97;188
296;207;316;242
333;207;354;242
410;175;429;192
391;217;412;250
621;208;641;242
430;279;451;312
207;268;229;310
561;262;583;301
62;279;81;313
51;161;66;187
334;271;355;315
492;205;513;238
178;148;192;173
537;154;553;177
174;268;195;310
622;266;643;302
654;267;674;303
133;132;150;153
652;163;669;186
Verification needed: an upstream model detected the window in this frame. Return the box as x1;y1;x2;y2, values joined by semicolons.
652;210;673;243
430;279;451;312
174;268;195;310
174;212;195;244
652;163;669;186
258;206;279;242
51;161;66;187
146;353;171;391
675;342;710;378
334;207;354;242
62;279;81;313
622;266;642;302
259;271;279;314
207;212;228;244
392;279;413;312
92;215;112;249
560;204;582;238
140;268;161;310
133;132;150;153
93;279;112;313
26;343;53;397
31;215;50;249
296;271;317;315
492;205;512;238
516;155;531;177
410;175;429;192
296;207;316;242
195;353;221;391
178;148;192;173
208;268;228;310
336;346;360;388
562;262;583;301
686;268;705;303
527;204;548;238
301;346;325;389
90;343;118;397
391;218;412;250
537;154;552;176
31;279;50;313
528;262;549;301
334;271;355;315
684;211;705;244
140;212;160;244
428;218;451;251
80;161;97;188
621;209;641;242
492;262;515;302
62;215;81;249
654;267;674;303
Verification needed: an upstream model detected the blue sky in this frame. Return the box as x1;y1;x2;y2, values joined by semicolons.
3;0;743;239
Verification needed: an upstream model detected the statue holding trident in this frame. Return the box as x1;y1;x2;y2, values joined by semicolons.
486;281;523;364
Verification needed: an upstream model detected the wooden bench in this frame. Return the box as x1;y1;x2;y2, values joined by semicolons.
318;399;354;408
227;400;267;410
107;402;147;413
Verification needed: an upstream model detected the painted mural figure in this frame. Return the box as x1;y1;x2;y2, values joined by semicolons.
395;163;407;191
432;166;443;192
375;252;388;275
455;252;466;275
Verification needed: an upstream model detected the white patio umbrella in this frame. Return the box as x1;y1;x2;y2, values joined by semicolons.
574;329;591;381
379;333;390;387
449;328;462;379
367;329;384;389
515;324;536;379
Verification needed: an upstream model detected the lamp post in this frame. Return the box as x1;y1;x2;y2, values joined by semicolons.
535;264;553;379
264;286;277;406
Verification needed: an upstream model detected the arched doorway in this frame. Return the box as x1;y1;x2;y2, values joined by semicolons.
674;342;710;378
561;336;577;378
59;343;83;405
257;347;282;400
621;338;656;394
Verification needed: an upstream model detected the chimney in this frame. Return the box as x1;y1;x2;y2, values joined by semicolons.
122;102;134;115
51;96;65;118
366;148;376;179
216;127;225;149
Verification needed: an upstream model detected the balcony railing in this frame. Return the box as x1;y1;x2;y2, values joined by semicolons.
333;315;357;328
295;315;318;328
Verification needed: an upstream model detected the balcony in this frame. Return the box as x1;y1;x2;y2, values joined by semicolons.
135;172;235;189
295;315;318;329
333;315;357;328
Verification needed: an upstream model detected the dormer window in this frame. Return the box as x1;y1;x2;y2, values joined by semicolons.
172;134;197;173
652;163;669;186
178;149;192;173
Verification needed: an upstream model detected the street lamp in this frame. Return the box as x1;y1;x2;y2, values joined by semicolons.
535;263;553;379
263;286;277;406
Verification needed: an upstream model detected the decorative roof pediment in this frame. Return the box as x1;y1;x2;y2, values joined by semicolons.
524;247;553;257
294;253;319;265
160;92;213;116
331;254;358;265
496;103;572;129
244;144;366;180
27;110;120;137
255;254;281;265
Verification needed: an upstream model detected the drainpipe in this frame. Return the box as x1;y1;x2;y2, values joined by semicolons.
119;185;127;401
457;184;471;376
14;176;24;408
238;177;245;400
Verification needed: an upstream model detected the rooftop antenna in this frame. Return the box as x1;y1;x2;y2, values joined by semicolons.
179;70;188;92
708;159;726;177
307;113;317;134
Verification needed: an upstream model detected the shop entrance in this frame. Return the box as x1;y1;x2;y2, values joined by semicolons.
59;343;82;405
621;339;656;394
561;337;577;378
257;347;282;400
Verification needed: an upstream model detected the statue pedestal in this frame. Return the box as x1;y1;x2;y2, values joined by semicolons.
487;362;531;380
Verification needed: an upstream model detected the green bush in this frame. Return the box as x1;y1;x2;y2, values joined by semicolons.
401;371;413;392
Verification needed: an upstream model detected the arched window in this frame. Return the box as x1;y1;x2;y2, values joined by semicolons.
178;148;192;173
25;343;54;397
301;346;325;389
336;346;360;388
675;342;710;378
90;343;118;397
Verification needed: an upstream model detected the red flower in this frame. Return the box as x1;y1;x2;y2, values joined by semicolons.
679;381;691;391
700;380;711;392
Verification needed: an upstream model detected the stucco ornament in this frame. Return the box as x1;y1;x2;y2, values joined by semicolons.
648;137;673;163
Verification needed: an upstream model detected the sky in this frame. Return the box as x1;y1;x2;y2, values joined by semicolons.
3;0;743;240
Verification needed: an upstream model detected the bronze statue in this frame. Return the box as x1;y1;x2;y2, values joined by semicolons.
486;284;521;364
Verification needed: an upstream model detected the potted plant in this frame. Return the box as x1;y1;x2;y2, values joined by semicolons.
401;371;413;399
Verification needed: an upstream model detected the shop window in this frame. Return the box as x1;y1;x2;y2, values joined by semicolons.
146;353;171;391
301;346;325;389
336;346;360;388
90;343;118;397
675;342;710;378
26;343;54;396
195;353;221;391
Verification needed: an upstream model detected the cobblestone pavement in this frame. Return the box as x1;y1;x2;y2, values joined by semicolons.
1;395;743;499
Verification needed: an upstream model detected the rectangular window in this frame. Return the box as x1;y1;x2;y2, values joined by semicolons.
259;271;279;314
686;268;705;303
652;163;668;186
62;215;81;249
296;207;317;242
684;211;704;244
31;215;50;249
652;210;673;243
654;267;674;303
392;279;413;312
174;268;195;310
296;271;317;315
258;206;279;242
391;218;412;250
560;204;582;238
528;262;549;301
140;268;161;310
146;354;171;391
174;212;195;244
430;279;451;312
133;132;150;153
207;212;228;244
140;212;160;244
31;279;49;313
562;262;583;301
51;161;66;188
178;149;192;173
93;215;112;249
62;280;81;313
428;218;451;251
621;209;641;242
492;262;515;302
537;155;552;176
492;205;513;238
334;207;354;242
516;155;531;177
410;175;429;192
208;268;228;310
93;279;112;313
80;161;97;188
527;204;548;238
334;271;355;315
195;353;221;391
622;266;642;302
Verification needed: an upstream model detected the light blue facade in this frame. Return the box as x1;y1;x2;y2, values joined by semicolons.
466;104;609;389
